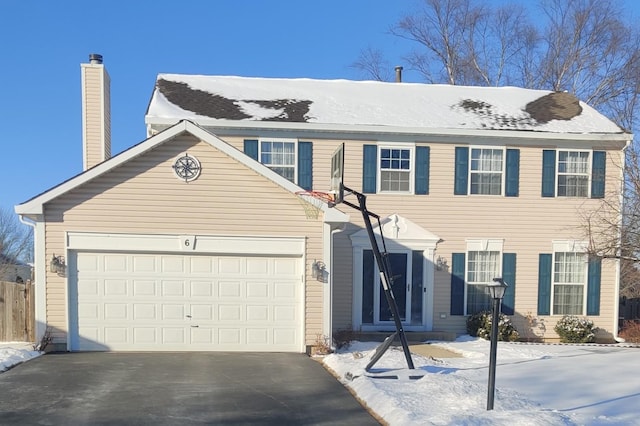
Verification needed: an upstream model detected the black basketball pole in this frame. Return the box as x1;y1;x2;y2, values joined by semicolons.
342;186;415;370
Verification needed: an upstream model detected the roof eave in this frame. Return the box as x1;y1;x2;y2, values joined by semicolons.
145;116;632;143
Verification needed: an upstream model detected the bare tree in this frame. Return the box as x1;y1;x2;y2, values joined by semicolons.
0;207;33;281
351;47;392;82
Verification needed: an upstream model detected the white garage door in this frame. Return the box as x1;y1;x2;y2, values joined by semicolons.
71;251;303;352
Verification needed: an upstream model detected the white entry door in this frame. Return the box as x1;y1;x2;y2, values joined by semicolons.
70;251;303;352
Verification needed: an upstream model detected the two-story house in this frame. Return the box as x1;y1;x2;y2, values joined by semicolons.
16;56;630;352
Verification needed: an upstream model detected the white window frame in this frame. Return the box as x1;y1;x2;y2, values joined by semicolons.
259;138;298;183
468;146;505;196
464;239;504;315
556;149;591;198
551;240;588;315
377;144;415;194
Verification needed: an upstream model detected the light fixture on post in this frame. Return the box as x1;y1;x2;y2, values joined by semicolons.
487;277;508;410
50;254;66;276
311;260;326;282
436;256;448;271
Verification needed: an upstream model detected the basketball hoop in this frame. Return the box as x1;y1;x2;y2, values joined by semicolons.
295;191;336;219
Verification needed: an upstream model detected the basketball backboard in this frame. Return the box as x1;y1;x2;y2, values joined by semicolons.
330;143;345;204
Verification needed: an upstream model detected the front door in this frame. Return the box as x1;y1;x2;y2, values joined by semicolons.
362;250;425;327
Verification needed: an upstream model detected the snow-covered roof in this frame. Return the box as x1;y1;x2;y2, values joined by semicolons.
146;74;625;135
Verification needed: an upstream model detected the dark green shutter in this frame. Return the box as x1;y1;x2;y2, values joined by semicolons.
363;145;377;193
454;147;469;195
542;150;556;197
415;146;430;195
505;149;520;197
537;254;552;315
591;151;606;199
362;250;375;324
501;253;516;315
243;139;258;161
450;253;465;315
297;141;313;190
586;258;602;315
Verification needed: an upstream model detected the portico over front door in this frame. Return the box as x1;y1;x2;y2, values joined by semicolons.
350;214;440;331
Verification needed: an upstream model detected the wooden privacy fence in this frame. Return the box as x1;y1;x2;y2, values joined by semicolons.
0;280;34;342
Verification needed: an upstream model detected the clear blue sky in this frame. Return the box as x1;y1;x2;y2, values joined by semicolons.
1;0;638;212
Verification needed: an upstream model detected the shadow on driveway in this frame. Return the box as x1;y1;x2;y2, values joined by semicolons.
0;352;379;425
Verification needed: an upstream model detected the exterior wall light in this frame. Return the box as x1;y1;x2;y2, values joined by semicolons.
436;256;448;271
311;260;326;282
50;254;66;276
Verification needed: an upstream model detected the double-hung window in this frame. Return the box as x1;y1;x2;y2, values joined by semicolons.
552;251;587;315
463;239;504;315
379;146;412;192
542;149;605;198
260;140;296;182
466;250;501;314
455;146;517;196
470;148;503;195
557;150;590;197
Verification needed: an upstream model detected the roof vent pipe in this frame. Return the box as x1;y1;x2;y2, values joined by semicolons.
395;66;403;83
89;53;103;65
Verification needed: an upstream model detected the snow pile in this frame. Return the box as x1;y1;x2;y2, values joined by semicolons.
0;343;41;372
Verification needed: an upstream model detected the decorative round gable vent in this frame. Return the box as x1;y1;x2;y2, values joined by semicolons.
172;153;201;182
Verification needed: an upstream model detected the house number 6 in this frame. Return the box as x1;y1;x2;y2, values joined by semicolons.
180;235;196;250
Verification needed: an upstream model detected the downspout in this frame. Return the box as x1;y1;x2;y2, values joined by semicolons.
18;214;46;343
613;138;632;342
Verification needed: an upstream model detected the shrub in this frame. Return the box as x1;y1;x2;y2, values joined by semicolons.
619;320;640;343
466;311;519;341
554;315;597;343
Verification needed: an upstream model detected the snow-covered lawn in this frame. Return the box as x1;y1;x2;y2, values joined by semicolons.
323;337;640;425
2;339;638;425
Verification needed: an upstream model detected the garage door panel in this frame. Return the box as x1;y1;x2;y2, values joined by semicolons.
104;279;127;296
134;327;157;344
133;280;156;296
191;281;213;297
219;304;242;321
73;252;303;352
246;305;268;321
161;256;185;273
104;303;127;320
134;304;157;320
105;327;128;344
104;254;128;272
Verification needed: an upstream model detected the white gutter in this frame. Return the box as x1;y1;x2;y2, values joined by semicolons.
145;116;631;143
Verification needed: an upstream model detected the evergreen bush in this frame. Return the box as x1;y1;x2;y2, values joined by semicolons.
554;315;597;343
466;310;519;341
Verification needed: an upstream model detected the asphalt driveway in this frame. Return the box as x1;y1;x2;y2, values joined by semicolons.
0;352;379;425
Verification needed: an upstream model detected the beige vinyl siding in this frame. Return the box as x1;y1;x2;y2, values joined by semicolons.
82;64;111;170
43;134;324;346
216;135;622;339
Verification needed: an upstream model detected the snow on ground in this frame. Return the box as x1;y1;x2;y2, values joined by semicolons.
323;337;640;426
0;342;41;372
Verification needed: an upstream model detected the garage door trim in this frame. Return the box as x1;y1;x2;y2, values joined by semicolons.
67;232;305;256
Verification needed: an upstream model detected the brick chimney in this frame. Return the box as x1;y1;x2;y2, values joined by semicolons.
81;53;111;170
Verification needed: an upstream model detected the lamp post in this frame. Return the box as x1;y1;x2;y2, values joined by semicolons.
487;277;508;411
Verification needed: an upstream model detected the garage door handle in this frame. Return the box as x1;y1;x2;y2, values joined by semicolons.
191;325;199;328
185;315;192;318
